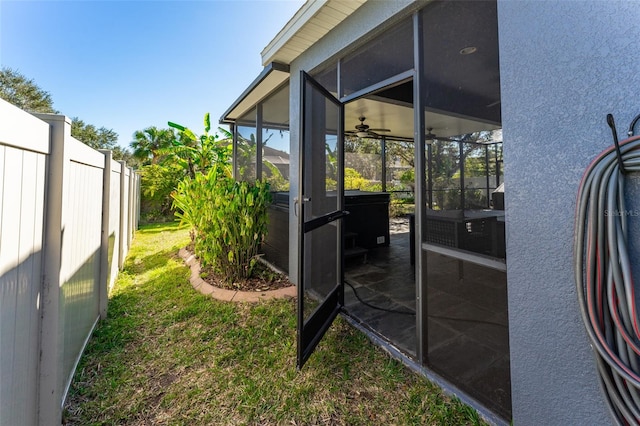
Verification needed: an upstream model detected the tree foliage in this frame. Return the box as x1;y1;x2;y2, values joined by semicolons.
236;131;257;181
133;115;233;222
344;135;381;155
130;126;176;165
166;113;232;179
71;117;118;150
0;67;134;163
0;67;56;113
111;146;141;168
139;163;184;219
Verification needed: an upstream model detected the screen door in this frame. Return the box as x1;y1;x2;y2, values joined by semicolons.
297;71;347;368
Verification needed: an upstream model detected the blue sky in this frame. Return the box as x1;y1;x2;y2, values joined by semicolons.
0;0;304;149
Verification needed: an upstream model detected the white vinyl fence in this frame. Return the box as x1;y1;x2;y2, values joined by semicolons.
0;99;139;426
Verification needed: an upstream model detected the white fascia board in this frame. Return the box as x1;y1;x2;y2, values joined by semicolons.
261;0;329;65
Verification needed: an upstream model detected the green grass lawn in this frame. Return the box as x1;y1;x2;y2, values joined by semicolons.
64;222;486;425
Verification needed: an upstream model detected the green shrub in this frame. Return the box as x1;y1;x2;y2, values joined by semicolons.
170;114;271;283
263;161;289;191
399;169;415;189
139;163;185;221
173;171;271;283
344;167;383;192
344;167;369;190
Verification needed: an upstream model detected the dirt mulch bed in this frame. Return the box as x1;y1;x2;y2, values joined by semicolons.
179;247;296;302
198;260;293;292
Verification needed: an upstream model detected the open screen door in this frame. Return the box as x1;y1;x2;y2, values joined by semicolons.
297;71;346;368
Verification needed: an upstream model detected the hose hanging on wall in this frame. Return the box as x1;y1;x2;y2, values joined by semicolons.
575;114;640;425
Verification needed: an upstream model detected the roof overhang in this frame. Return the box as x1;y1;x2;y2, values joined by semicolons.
221;1;368;124
219;62;290;124
261;0;367;66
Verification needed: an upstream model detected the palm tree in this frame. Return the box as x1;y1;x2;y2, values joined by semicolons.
130;126;175;165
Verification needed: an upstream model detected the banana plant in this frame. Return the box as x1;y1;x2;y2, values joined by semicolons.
169;113;272;283
166;113;232;179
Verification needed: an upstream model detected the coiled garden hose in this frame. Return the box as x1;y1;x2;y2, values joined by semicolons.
575;132;640;425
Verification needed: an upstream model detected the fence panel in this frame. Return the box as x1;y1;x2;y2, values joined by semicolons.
119;163;131;267
108;157;122;291
0;101;140;426
59;136;106;401
128;169;136;247
0;100;50;426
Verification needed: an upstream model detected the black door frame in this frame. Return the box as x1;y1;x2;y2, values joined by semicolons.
296;70;347;368
297;64;424;367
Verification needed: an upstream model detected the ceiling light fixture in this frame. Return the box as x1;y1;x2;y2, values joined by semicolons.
459;46;477;55
425;127;436;145
346;116;391;139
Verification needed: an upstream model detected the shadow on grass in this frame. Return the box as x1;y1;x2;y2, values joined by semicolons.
137;221;188;234
123;247;184;274
66;222;488;426
83;261;194;357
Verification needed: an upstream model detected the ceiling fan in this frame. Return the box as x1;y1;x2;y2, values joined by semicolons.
346;116;390;138
425;127;456;144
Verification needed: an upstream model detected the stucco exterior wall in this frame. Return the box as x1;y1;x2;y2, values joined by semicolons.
498;1;640;424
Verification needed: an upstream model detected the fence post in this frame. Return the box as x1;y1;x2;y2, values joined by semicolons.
128;166;134;246
34;113;71;426
98;150;112;320
132;170;138;231
118;160;126;268
135;172;141;230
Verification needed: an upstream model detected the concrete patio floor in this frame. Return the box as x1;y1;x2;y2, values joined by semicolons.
343;216;511;419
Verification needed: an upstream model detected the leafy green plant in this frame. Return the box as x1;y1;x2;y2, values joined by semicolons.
172;171;271;283
205;178;271;282
344;167;368;190
139;163;185;221
236;133;257;181
399;168;415;190
166;113;233;179
263;160;289;191
130;126;176;165
170;113;272;283
343;167;383;192
389;198;415;217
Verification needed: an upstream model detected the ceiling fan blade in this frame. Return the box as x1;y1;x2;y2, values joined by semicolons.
433;135;457;142
347;116;390;137
426;127;457;143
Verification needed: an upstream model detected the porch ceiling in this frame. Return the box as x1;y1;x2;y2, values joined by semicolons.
261;0;366;66
345;88;500;141
226;0;500;140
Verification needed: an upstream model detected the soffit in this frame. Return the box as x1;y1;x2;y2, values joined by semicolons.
261;0;367;66
219;62;289;123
